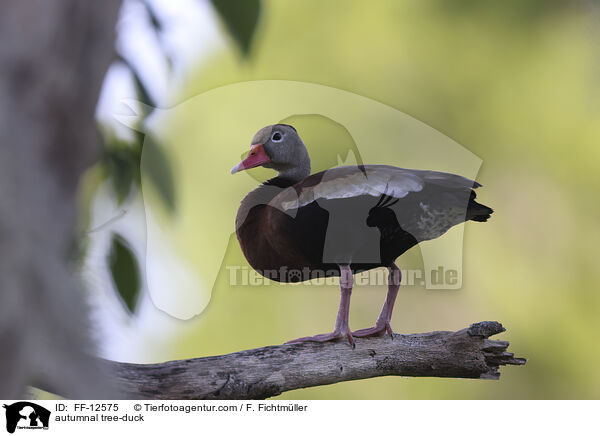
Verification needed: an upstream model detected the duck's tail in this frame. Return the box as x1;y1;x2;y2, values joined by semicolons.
467;190;493;222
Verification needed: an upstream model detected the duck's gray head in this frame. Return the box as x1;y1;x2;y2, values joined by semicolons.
231;124;311;182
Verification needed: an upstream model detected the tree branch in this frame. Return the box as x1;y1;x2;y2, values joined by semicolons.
109;321;525;399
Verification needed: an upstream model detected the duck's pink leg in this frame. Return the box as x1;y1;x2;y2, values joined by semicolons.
286;264;355;347
352;264;401;338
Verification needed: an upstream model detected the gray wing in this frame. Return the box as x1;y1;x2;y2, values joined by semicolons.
272;165;479;211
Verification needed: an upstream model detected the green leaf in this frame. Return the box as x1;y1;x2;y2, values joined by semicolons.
108;233;141;314
101;144;142;205
116;54;156;114
210;0;261;57
142;136;176;212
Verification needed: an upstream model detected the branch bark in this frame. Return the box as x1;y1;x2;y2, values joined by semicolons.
109;321;526;400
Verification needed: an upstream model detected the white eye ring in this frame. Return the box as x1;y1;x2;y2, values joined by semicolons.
271;131;283;142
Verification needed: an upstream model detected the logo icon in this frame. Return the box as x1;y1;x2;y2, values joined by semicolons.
3;402;50;434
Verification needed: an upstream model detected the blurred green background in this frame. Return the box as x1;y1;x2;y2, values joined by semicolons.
94;0;600;399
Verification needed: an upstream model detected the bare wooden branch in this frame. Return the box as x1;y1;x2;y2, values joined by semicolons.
109;321;526;399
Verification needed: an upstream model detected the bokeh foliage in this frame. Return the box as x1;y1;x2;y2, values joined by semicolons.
98;0;261;315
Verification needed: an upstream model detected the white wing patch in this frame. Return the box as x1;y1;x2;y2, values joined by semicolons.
273;165;425;211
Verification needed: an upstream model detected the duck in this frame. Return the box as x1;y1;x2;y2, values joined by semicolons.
231;124;492;346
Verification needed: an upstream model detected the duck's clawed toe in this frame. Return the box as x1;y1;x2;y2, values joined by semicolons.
286;322;395;346
286;330;355;348
351;322;394;338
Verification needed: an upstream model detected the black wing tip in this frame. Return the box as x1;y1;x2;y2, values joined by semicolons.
469;205;494;222
471;214;492;222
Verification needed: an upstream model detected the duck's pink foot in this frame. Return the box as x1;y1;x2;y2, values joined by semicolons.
352;322;394;338
286;330;355;347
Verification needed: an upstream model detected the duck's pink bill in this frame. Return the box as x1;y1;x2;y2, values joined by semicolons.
231;143;271;174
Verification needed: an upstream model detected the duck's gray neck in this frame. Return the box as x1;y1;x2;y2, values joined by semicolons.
277;164;310;182
276;153;311;183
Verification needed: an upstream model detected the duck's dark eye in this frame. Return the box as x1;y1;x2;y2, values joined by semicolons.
271;132;283;142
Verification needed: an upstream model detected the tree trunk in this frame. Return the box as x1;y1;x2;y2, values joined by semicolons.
0;0;121;398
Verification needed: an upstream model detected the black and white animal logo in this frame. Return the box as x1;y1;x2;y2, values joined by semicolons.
3;402;50;434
